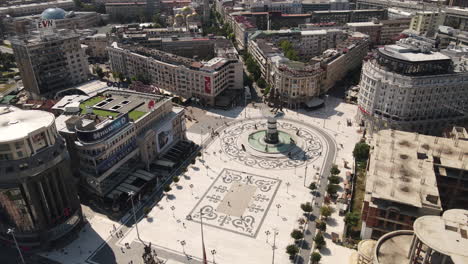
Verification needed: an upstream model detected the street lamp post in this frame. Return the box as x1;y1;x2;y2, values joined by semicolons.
272;228;279;264
180;240;186;254
304;164;308;187
7;228;25;264
189;184;194;195
211;249;217;264
276;204;281;216
128;191;142;242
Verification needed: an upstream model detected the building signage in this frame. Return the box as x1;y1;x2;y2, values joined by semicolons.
36;19;56;30
204;76;211;94
77;114;129;143
156;123;173;153
358;106;370;115
96;140;136;174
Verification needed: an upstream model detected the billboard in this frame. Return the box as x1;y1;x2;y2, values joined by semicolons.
204;76;211;94
36;19;56;34
156;123;173;153
76;114;129;143
96;140;136;174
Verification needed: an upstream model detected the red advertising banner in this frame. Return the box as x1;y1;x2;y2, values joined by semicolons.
204;76;211;94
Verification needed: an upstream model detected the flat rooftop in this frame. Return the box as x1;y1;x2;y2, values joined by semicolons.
79;89;169;124
347;22;383;27
0;105;55;143
379;45;451;62
375;231;413;264
367;130;447;210
414;214;468;262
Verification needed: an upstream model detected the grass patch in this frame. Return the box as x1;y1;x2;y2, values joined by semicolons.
80;96;119;117
80;96;105;110
129;110;146;121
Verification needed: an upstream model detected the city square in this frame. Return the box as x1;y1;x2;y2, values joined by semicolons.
39;97;361;264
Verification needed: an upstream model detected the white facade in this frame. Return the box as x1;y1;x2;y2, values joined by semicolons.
107;43;243;106
357;58;468;135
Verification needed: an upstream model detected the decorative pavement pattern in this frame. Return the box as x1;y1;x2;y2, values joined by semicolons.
187;169;281;238
221;120;323;169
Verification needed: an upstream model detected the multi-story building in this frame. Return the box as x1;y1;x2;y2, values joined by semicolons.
2;8;101;37
357;38;468;135
248;0;302;14
82;33;109;61
351;209;468;264
361;129;443;240
248;30;368;107
0;0;74;17
355;0;438;12
409;11;443;37
11;29;90;99
231;15;257;50
55;89;187;198
312;32;369;92
361;128;468;240
0;106;83;249
380;18;411;44
310;9;388;25
444;7;468;31
108;38;243;106
347;20;383;45
105;2;147;22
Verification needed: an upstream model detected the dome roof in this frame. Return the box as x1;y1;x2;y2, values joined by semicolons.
41;8;66;20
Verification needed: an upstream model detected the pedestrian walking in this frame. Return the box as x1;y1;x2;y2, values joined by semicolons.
183;222;186;228
113;224;116;231
228;201;231;207
121;247;125;253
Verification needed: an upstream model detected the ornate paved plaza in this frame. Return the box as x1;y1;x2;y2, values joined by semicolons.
189;169;281;238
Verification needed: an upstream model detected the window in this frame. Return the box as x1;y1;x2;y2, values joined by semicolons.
0;144;10;151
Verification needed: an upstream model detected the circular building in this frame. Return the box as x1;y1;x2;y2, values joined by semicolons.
373;209;468;264
41;7;67;20
0;106;83;249
350;239;378;264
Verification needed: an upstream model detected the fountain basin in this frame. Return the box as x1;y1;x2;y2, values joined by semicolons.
247;130;295;154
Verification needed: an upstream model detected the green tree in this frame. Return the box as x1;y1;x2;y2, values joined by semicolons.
353;141;371;162
327;184;339;195
301;202;313;215
74;0;84;8
316;220;327;232
286;244;299;257
285;49;299;61
314;233;326;249
279;40;293;51
328;175;340;184
311;252;322;264
143;207;151;216
173;176;180;184
163;185;172;201
320;206;333;219
345;212;360;228
290;229;304;240
94;66;105;79
309;182;317;191
257;78;267;88
330;164;340;175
